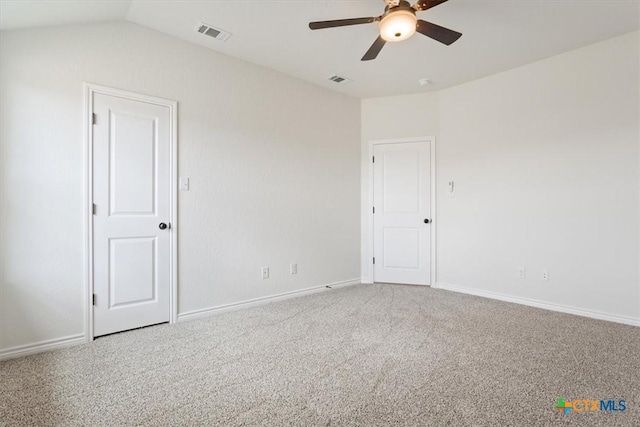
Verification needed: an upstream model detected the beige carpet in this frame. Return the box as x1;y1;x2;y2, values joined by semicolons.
1;283;639;426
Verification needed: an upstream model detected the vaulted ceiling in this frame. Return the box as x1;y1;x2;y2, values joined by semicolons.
1;0;638;98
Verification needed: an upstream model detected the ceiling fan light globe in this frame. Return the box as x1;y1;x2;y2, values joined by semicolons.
379;10;417;42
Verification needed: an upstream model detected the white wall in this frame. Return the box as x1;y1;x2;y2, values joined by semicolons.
0;21;361;354
362;31;640;322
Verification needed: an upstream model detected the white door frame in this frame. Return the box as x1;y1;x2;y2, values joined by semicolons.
367;137;437;286
83;83;178;341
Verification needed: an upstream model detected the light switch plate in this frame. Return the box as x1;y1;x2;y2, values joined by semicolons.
180;177;190;192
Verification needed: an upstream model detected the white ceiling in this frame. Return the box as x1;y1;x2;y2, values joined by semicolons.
1;1;639;98
0;0;131;30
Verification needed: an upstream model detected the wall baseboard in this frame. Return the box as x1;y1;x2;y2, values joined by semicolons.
0;280;361;360
177;278;362;322
0;334;87;361
434;282;640;327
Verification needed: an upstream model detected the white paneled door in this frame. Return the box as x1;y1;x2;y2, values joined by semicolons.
92;92;172;337
373;141;431;285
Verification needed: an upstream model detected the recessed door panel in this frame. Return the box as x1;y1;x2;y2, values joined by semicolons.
109;237;156;308
109;112;156;216
383;150;420;214
383;228;420;269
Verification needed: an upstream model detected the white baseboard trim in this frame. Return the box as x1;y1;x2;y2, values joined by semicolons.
177;278;362;323
0;334;87;361
434;282;640;327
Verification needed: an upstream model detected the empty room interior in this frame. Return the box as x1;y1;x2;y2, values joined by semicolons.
1;0;639;425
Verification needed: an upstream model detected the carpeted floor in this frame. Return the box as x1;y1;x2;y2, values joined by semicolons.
1;283;639;426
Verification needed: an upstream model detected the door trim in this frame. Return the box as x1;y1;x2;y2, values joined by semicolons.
367;137;436;286
83;83;178;342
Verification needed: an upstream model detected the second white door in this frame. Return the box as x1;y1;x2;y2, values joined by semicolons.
92;90;172;337
373;141;431;285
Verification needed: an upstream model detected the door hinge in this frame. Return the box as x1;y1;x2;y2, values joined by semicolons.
92;203;96;215
373;257;376;264
373;206;375;214
372;156;375;163
92;294;97;306
92;113;97;125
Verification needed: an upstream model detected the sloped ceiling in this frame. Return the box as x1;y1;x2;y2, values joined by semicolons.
2;0;639;98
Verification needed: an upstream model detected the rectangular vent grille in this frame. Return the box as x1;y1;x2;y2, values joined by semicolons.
328;75;352;84
196;22;231;42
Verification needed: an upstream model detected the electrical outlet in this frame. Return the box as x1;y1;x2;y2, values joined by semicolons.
261;266;269;279
517;267;526;279
541;270;549;281
290;263;297;275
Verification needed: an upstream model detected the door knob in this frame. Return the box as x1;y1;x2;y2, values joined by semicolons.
424;219;430;224
159;222;168;230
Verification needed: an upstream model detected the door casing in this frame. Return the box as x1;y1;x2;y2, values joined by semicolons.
83;83;178;341
367;137;436;286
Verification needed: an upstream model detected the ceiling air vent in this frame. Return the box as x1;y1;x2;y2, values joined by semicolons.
328;75;352;85
196;22;232;42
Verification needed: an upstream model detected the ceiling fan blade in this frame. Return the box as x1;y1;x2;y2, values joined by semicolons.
309;17;378;30
416;19;462;45
413;0;449;11
361;36;386;61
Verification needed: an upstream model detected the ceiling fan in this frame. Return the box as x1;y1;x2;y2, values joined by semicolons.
309;0;462;61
